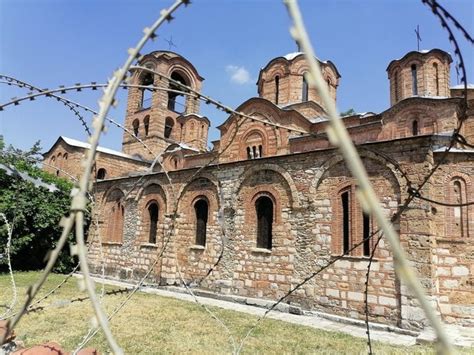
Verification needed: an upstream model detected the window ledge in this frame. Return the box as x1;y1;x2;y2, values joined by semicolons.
436;238;466;244
141;243;158;248
251;247;272;255
135;107;151;113
330;254;381;262
101;241;123;246
189;245;205;251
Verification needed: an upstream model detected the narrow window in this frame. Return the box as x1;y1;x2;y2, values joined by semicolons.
252;146;257;159
275;76;280;104
133;119;139;137
412;120;419;136
452;180;468;238
341;191;350;254
108;198;124;243
363;213;371;256
148;202;159;243
256;196;273;249
168;72;187;113
433;63;439;96
164;117;174;139
411;64;418;95
195;199;208;246
97;168;107;180
302;73;309;101
140;72;154;109
247;147;251;159
64;153;68;160
144;116;150;136
258;145;263;158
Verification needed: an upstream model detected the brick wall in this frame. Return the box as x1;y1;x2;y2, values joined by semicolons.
86;135;473;330
43;140;149;180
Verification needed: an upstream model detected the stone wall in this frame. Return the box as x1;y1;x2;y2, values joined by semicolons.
86;135;473;330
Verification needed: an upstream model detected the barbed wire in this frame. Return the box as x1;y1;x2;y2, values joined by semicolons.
0;213;17;320
0;2;192;352
1;0;472;353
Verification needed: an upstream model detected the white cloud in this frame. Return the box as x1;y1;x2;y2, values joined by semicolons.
225;65;252;85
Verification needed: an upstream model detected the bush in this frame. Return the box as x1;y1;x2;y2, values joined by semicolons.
0;138;86;273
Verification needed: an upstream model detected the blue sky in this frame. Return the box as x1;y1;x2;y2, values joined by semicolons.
1;0;473;153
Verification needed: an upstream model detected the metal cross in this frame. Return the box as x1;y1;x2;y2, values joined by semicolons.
164;36;177;51
415;25;422;51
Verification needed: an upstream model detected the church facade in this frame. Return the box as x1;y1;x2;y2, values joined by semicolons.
43;49;474;330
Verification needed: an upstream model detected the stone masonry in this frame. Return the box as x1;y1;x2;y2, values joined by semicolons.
45;48;474;331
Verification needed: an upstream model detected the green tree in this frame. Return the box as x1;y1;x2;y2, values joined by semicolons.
340;108;356;116
0;138;83;272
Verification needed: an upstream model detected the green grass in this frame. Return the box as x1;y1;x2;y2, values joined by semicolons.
0;272;444;354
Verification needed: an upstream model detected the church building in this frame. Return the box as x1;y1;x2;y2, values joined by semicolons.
43;48;474;330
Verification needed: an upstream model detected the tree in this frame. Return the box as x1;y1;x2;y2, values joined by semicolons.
340;108;356;116
0;138;84;272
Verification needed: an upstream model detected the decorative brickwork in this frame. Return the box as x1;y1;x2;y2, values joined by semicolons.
44;48;474;330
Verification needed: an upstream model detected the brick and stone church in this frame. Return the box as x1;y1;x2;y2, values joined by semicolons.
43;48;473;330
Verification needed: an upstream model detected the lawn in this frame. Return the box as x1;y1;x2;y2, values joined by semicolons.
0;272;441;354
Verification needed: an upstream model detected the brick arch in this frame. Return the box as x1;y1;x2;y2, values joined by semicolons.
393;104;438;135
164;151;183;171
167;64;196;90
311;151;403;196
137;183;167;243
443;171;472;239
245;111;283;150
176;175;220;213
239;127;268;159
132;60;157;84
102;187;126;243
443;171;472;187
234;163;300;209
135;179;171;213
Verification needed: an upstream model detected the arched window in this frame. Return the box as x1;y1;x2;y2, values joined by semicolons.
412;120;419;136
164;117;174;139
411;64;418;95
247;147;251;159
63;153;68;161
448;178;469;238
168;72;187;113
275;76;280;104
140;72;154;109
147;202;159;243
194;199;208;246
433;63;439;96
144;116;150;136
107;191;125;243
362;212;371;257
335;185;374;256
133;119;140;137
341;190;351;255
256;196;273;249
51;156;56;165
97;168;107;180
302;73;309;102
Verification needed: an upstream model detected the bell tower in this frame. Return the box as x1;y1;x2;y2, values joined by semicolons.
257;52;340;110
122;51;207;159
387;48;452;106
